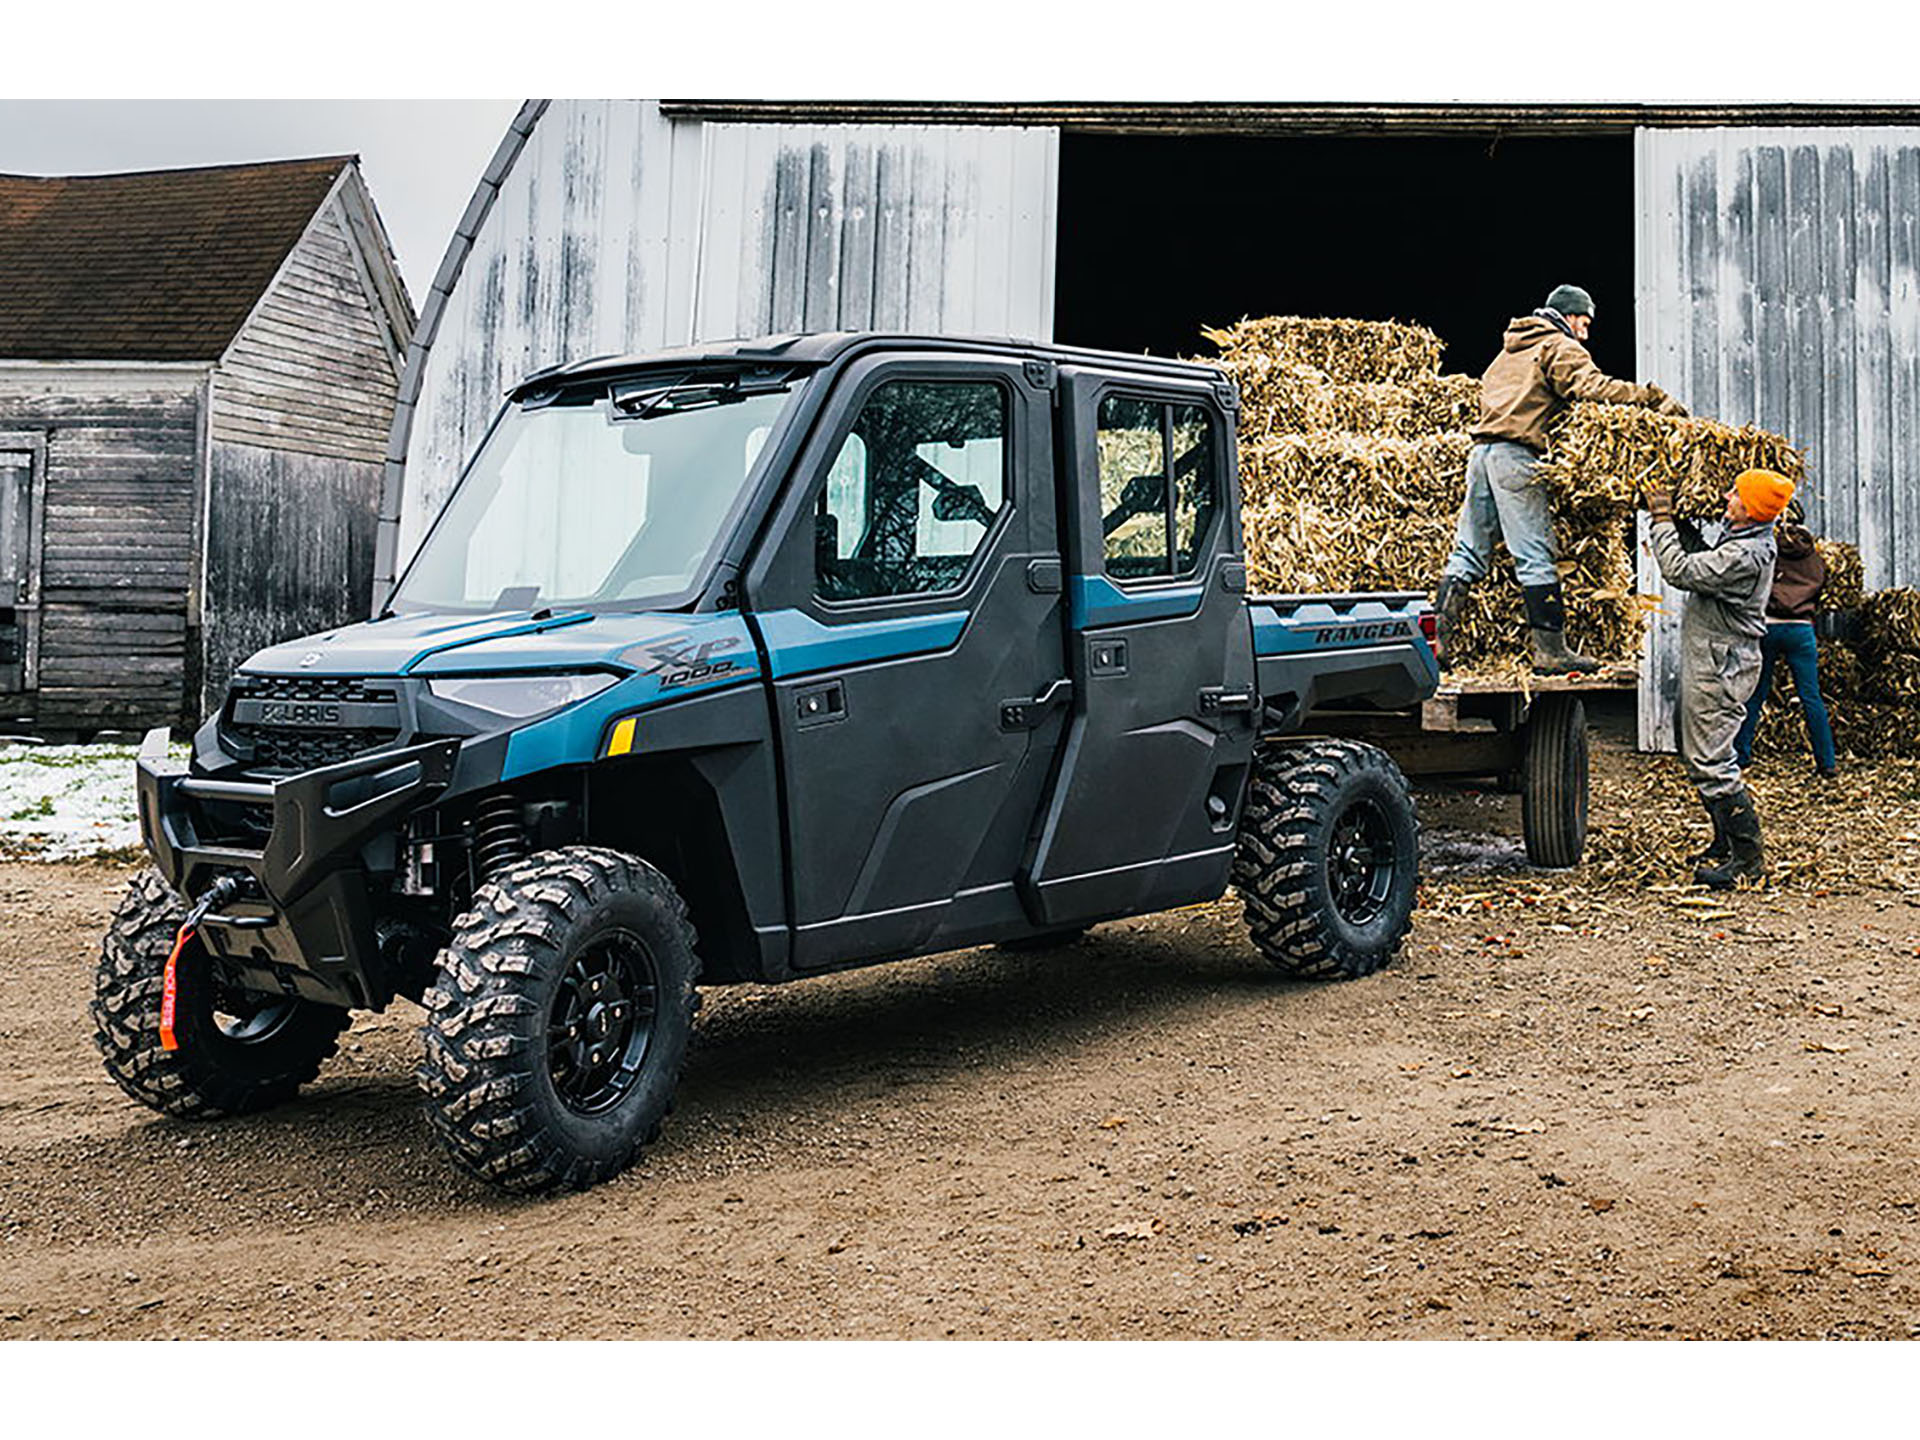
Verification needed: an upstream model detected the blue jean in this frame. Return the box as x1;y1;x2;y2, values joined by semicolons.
1442;441;1561;588
1734;621;1838;772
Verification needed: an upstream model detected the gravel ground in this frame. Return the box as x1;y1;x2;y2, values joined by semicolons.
3;809;1918;1338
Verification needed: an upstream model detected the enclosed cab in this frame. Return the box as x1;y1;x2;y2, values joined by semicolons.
97;334;1436;1193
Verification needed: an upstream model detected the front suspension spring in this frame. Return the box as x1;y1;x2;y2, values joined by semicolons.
471;794;529;878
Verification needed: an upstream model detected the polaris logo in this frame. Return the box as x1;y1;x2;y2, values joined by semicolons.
258;701;344;726
1313;621;1412;644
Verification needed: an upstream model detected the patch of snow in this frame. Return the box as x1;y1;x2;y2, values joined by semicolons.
0;741;184;861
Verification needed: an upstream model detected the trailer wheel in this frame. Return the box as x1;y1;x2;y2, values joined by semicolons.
1521;693;1589;868
417;846;701;1194
1232;739;1419;980
92;869;349;1119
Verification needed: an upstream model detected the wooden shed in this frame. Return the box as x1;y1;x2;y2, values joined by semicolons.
0;155;413;736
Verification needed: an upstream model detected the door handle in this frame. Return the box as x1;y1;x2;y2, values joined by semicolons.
998;678;1073;731
795;679;846;729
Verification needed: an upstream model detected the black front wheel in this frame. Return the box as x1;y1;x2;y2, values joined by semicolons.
1231;739;1420;980
417;846;701;1193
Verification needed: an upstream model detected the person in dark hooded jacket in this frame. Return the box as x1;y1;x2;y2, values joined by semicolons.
1732;508;1839;779
1434;284;1688;675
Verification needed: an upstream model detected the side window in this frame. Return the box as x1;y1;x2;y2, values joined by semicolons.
1098;394;1219;581
816;379;1007;602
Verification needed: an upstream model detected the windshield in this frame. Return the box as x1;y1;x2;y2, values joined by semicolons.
391;376;800;613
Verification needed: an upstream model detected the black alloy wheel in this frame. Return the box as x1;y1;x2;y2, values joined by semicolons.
1327;797;1397;927
547;930;659;1115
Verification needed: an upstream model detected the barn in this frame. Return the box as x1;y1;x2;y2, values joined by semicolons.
380;102;1920;748
0;155;413;736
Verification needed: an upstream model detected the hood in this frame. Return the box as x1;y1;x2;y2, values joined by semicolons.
240;608;752;680
1502;314;1576;353
1775;522;1816;559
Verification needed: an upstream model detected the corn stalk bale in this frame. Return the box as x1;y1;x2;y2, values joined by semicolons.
1201;317;1445;386
1210;355;1336;439
1324;375;1480;439
1863;652;1920;705
1858;587;1920;660
1815;540;1864;611
1536;403;1806;518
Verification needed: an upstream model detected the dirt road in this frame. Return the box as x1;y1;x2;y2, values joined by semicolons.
3;837;1918;1340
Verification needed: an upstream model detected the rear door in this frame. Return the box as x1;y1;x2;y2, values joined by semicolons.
1021;367;1257;925
744;352;1070;968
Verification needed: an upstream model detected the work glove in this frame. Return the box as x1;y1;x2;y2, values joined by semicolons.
1647;385;1690;418
1641;488;1675;525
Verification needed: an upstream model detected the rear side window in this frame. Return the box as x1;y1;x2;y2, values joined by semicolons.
816;379;1008;602
1098;395;1218;581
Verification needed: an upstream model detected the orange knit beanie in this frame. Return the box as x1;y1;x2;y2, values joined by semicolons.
1735;469;1795;522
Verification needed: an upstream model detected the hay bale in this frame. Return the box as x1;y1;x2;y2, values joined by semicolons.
1815;540;1863;611
1215;355;1336;439
1324;375;1480;439
1536;404;1806;518
1202;317;1445;386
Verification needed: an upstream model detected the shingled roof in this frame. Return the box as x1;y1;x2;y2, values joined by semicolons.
0;155;353;362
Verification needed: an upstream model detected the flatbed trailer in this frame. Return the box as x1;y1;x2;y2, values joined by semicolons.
1312;658;1639;868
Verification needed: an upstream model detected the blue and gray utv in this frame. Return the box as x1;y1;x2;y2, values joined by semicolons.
95;334;1438;1193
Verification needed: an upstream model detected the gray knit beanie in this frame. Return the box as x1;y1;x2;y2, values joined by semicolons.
1544;284;1595;317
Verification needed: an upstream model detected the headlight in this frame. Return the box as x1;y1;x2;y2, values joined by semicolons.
425;673;618;719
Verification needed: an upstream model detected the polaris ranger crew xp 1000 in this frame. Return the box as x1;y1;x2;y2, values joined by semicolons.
99;333;1438;1193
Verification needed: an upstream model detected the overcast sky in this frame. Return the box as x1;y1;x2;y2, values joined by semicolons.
0;100;523;300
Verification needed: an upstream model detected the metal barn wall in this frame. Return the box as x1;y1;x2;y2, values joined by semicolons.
1635;126;1920;750
386;101;1059;575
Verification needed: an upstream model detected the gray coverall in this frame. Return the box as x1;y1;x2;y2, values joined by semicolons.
1647;517;1777;799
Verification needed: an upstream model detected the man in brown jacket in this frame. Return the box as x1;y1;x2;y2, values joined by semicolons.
1434;284;1688;673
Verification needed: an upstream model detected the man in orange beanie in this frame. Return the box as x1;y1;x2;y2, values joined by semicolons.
1641;469;1792;888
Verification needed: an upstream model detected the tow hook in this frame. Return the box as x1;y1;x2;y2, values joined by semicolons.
160;875;247;1051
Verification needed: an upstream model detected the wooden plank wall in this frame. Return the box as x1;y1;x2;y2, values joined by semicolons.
1636;126;1920;751
201;441;379;715
0;373;203;732
202;195;401;714
211;202;401;464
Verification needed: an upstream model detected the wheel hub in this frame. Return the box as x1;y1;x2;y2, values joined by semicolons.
1327;798;1397;927
546;930;658;1115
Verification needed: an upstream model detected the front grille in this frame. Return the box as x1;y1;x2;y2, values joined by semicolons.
222;675;406;775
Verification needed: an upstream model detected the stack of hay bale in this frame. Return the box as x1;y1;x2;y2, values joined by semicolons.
1754;565;1920;760
1203;315;1806;678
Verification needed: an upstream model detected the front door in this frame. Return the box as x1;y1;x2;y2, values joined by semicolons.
1022;368;1258;925
745;354;1069;968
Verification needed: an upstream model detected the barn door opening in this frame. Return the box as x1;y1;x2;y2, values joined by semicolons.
0;438;44;700
1052;130;1636;382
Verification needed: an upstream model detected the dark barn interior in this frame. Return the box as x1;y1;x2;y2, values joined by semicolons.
1053;131;1638;382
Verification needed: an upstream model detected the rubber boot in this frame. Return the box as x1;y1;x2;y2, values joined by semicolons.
1523;582;1603;676
1695;790;1765;890
1688;802;1731;866
1432;576;1469;671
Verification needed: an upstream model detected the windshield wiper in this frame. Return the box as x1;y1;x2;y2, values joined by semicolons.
610;368;792;419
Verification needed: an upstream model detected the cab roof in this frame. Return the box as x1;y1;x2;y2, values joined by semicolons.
510;331;1230;400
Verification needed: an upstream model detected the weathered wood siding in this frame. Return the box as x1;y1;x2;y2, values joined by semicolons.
201;187;405;714
1635;127;1920;749
211;199;403;464
201;441;380;716
0;369;203;731
385;101;1059;577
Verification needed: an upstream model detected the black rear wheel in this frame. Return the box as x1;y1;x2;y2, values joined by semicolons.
1522;693;1590;868
417;846;701;1193
92;869;349;1118
1232;739;1420;980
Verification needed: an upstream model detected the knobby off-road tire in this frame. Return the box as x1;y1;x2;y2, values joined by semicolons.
417;846;701;1194
1231;739;1420;981
92;869;350;1118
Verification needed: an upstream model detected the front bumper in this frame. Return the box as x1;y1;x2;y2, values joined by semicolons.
138;739;462;1008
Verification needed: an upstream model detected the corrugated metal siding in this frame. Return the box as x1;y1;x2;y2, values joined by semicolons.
1636;126;1920;750
392;102;1059;566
